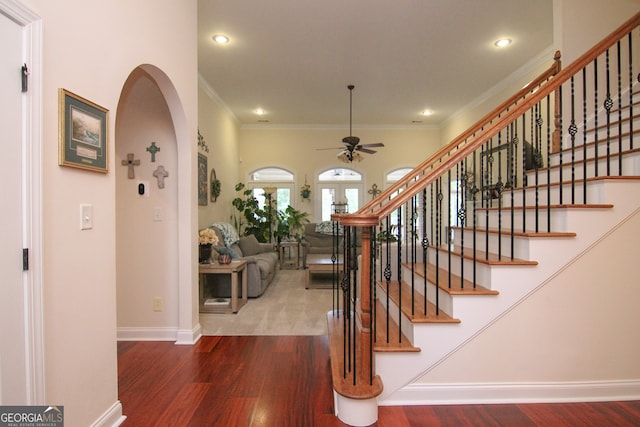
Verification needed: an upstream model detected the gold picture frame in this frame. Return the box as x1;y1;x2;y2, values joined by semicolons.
58;88;109;173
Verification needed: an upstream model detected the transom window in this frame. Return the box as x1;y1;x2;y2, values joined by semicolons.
249;167;294;212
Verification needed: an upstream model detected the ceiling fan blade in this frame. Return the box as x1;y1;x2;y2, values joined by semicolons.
316;147;343;151
357;148;377;154
360;142;384;148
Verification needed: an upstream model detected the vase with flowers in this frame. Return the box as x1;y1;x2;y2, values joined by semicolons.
198;228;219;263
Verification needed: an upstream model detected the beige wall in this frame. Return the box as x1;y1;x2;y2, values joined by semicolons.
238;126;441;222
20;0;197;425
198;79;241;229
441;0;640;147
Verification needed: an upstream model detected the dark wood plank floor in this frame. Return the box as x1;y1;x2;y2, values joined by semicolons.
118;336;640;426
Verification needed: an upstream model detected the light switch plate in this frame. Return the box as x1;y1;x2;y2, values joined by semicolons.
80;204;93;230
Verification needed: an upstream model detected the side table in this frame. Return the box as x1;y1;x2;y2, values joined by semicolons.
278;241;300;269
199;260;247;313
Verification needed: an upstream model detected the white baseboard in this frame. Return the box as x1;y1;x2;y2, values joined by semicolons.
381;380;640;406
176;323;202;345
116;326;178;341
91;401;126;427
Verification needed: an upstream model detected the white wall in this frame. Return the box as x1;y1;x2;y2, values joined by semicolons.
417;210;640;388
20;0;198;425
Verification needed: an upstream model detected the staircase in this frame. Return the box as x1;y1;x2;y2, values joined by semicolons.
327;13;640;426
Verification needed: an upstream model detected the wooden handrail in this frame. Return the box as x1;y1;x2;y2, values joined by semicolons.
340;12;640;226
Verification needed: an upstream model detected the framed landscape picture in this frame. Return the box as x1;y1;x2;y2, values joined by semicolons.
58;88;109;173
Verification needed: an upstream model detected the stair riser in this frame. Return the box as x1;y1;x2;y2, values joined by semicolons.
528;151;640;185
474;208;570;232
426;248;496;288
502;180;620;206
549;136;637;166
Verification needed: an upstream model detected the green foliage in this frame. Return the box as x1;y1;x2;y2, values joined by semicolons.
275;205;310;241
231;182;272;243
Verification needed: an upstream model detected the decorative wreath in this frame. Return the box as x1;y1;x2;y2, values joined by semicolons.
210;169;221;202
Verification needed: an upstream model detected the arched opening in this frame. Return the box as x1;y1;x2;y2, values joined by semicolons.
115;65;196;342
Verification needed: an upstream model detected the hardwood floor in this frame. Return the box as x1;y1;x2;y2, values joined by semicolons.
118;336;640;426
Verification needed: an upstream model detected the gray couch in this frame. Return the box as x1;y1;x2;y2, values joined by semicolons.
206;224;279;298
300;222;362;267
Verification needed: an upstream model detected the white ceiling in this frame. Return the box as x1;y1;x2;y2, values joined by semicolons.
198;0;554;127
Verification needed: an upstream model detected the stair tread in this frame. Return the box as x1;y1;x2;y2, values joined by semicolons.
431;244;537;266
326;310;384;399
374;300;421;352
378;279;461;323
451;225;577;238
506;175;640;193
407;262;501;294
481;203;614;212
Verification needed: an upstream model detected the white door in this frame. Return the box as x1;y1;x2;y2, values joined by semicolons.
0;10;29;404
318;184;363;221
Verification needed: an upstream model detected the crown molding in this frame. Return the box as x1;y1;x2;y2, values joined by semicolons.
198;74;240;125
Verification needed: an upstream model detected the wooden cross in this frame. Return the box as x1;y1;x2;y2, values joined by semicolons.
121;153;140;179
152;165;169;189
146;142;160;162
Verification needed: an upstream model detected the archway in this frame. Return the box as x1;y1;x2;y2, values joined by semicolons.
115;65;198;343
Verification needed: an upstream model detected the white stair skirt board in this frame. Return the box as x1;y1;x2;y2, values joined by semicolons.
334;391;378;427
381;379;640;406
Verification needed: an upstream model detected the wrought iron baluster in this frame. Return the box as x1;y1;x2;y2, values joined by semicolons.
594;57;599;177
605;48;613;176
629;31;634;151
617;39;623;175
569;76;578;205
583;67;588;204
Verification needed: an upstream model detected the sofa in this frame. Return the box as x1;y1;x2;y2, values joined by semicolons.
205;223;279;298
300;222;362;267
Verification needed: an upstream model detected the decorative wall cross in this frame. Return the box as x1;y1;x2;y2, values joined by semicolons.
121;153;140;179
153;165;169;189
146;142;160;162
368;183;381;199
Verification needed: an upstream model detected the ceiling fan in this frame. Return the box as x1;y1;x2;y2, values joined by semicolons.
318;84;384;163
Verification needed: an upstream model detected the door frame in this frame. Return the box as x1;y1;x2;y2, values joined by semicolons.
0;0;45;404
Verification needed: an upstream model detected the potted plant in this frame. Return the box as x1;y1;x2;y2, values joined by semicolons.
198;227;220;263
231;182;273;243
276;205;310;242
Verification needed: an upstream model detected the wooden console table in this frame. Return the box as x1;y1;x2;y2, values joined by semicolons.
199;260;247;313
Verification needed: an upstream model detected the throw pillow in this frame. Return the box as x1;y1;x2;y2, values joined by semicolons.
238;235;262;256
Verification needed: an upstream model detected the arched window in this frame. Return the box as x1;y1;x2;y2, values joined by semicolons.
317;168;363;221
248;167;294;213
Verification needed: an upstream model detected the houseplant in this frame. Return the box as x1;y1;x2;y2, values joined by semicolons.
231;182;273;243
275;205;310;242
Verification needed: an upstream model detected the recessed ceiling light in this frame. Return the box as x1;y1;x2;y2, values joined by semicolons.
421;110;433;116
255;108;265;115
494;38;512;48
212;34;230;44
